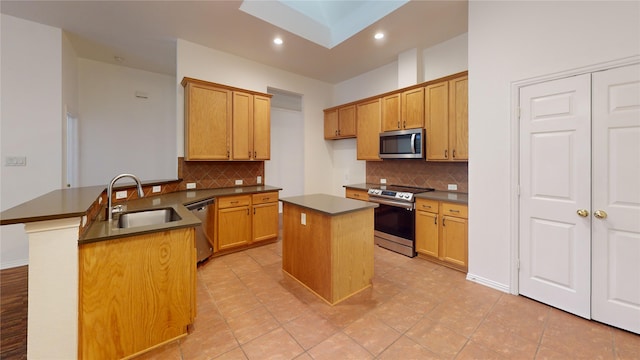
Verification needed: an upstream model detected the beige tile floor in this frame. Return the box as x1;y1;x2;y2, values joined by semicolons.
140;240;640;360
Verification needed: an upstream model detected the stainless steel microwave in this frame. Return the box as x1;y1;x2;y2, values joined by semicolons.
379;128;424;159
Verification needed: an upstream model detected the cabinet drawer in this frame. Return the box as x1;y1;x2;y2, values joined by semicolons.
218;195;251;209
441;202;468;218
345;188;369;201
416;198;439;213
252;192;279;205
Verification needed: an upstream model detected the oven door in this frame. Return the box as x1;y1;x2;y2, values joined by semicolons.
369;197;416;257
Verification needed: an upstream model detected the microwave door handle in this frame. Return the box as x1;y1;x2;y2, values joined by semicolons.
410;134;416;154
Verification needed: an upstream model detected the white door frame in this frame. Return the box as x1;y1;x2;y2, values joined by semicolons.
509;55;640;295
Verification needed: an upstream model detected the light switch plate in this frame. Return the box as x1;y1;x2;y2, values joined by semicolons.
235;179;243;185
186;182;196;189
257;176;262;184
115;190;128;199
380;178;387;184
301;213;306;225
152;185;161;193
448;184;458;191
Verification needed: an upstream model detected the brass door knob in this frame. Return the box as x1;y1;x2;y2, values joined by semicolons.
594;210;608;219
577;209;589;217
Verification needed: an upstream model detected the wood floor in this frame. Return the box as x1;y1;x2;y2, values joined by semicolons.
0;265;28;360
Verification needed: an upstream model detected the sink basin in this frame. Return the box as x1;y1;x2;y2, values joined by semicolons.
116;208;181;229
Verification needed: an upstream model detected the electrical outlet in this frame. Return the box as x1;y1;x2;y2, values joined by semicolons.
152;185;161;193
380;178;387;184
301;213;306;225
5;156;27;166
186;182;196;189
257;176;262;184
448;184;458;191
115;190;128;199
235;179;243;185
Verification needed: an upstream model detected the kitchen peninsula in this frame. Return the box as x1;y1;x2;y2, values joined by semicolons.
280;194;378;305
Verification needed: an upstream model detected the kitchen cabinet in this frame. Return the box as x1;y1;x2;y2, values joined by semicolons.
415;198;468;272
232;92;271;160
356;98;382;160
252;192;279;243
183;80;231;160
425;74;468;161
324;105;356;139
79;227;196;359
381;87;424;132
215;192;279;252
182;77;272;161
216;195;251;250
345;188;369;201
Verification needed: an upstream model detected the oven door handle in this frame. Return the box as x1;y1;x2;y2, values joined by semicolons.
368;197;414;210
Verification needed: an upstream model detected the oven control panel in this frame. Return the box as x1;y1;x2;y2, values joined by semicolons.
368;189;414;201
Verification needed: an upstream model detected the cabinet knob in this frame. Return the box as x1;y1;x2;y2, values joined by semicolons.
444;149;448;159
452;149;456;158
397;121;400;128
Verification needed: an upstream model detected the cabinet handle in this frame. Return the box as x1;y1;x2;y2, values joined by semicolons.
227;150;230;158
434;215;437;225
422;205;431;209
397;121;400;128
253;208;256;214
444;149;448;159
263;197;270;201
403;121;406;128
230;201;238;204
449;209;460;213
452;149;456;158
443;218;446;226
335;130;338;136
247;209;250;215
254;151;257;158
248;151;251;158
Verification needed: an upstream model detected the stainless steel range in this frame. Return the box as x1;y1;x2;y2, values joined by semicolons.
367;185;435;257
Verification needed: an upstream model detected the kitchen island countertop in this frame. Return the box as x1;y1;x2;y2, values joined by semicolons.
280;193;378;216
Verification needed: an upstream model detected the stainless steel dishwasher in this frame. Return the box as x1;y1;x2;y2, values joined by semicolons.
186;198;215;263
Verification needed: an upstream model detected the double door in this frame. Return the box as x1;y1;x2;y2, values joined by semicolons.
518;64;640;334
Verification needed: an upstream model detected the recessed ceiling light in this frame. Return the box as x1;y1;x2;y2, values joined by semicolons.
374;32;384;40
273;37;283;45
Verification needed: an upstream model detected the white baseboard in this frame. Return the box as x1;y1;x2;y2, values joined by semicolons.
466;272;510;293
0;258;28;270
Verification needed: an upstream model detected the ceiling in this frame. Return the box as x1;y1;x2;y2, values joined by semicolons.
0;0;468;84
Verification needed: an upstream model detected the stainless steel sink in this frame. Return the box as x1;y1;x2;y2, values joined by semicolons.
115;208;181;229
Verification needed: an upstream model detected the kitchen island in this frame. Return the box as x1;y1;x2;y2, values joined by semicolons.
280;194;378;305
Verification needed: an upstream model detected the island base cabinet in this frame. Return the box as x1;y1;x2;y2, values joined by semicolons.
79;228;196;360
282;203;374;305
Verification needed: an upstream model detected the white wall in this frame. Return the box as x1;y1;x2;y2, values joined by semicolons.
77;59;177;186
467;1;640;290
0;15;62;268
177;40;336;195
423;33;468;82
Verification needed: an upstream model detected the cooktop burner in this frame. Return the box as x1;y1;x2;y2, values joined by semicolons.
367;184;435;202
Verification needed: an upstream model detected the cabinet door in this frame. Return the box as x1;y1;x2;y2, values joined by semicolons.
252;202;279;243
356;98;381;160
324;109;339;139
402;88;425;129
381;93;401;131
218;206;250;250
416;210;439;258
232;91;253;160
253;95;271;160
338;105;357;137
449;76;468;161
185;84;231;160
425;81;450;160
441;215;468;268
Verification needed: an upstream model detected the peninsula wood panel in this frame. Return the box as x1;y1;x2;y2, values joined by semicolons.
79;228;195;359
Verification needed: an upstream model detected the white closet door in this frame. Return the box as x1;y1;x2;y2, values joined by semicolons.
591;64;640;334
519;74;592;318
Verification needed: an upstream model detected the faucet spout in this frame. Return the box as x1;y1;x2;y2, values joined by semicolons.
107;173;144;221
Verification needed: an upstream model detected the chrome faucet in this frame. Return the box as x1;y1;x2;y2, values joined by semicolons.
107;173;144;221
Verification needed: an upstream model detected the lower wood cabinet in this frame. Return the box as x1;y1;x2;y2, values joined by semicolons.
415;198;468;272
345;188;369;201
79;227;196;359
215;192;279;252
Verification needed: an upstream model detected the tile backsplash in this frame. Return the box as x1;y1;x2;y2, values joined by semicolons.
177;157;264;189
366;160;468;193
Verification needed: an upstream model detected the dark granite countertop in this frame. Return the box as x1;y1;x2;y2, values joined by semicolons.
1;183;282;243
281;194;378;216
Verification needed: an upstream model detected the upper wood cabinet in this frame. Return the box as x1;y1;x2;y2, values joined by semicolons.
425;74;468;161
356;98;382;160
183;80;231;160
182;77;272;161
382;88;424;132
324;105;356;139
